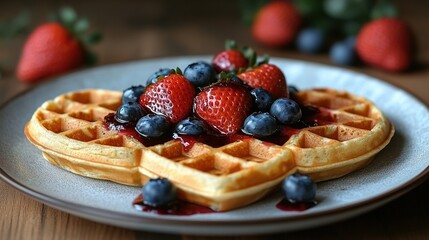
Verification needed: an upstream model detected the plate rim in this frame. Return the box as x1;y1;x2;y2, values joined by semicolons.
1;56;429;233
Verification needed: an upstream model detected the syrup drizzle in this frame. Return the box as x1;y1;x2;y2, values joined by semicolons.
103;104;335;150
132;194;317;216
132;194;216;216
106;101;328;215
275;198;318;212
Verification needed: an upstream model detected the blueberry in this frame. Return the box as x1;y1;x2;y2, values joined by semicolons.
250;88;273;111
183;61;216;87
270;98;302;125
242;112;278;137
296;28;326;53
344;36;356;48
330;37;357;66
230;75;245;85
147;68;171;86
175;117;207;135
122;85;145;104
282;173;316;203
288;85;299;96
114;102;145;123
142;178;176;207
135;114;170;137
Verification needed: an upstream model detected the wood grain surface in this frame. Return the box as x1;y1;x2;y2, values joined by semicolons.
1;0;429;239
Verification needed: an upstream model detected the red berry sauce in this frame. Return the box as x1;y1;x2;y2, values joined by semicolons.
105;102;332;215
132;194;216;216
276;198;318;212
103;104;335;149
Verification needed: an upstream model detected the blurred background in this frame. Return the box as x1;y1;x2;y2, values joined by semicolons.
1;1;429;239
1;0;428;105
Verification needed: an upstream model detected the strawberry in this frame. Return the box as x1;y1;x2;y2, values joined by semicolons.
16;7;101;83
356;17;414;72
17;22;84;83
194;82;253;135
140;72;196;124
252;1;302;48
212;40;249;73
238;63;288;99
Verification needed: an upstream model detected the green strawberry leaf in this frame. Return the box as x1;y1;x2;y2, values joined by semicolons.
84;50;97;66
59;6;77;26
0;10;31;39
293;0;324;18
175;67;183;75
73;18;89;34
239;0;269;26
371;0;398;19
225;39;238;50
81;32;102;45
242;46;257;67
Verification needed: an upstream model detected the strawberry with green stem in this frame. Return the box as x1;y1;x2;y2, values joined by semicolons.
212;40;250;73
140;68;196;124
194;80;254;135
238;56;289;100
16;6;101;83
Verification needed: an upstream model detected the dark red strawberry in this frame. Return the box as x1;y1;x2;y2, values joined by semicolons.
238;63;288;99
194;82;253;135
212;40;249;73
140;73;196;124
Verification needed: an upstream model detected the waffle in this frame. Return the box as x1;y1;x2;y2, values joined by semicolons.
24;88;394;211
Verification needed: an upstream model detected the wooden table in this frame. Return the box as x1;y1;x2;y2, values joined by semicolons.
1;1;428;239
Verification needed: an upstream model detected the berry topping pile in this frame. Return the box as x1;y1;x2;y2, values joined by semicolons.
107;41;330;148
116;42;324;211
109;42;315;147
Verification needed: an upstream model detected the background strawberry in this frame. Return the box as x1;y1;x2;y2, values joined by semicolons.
17;22;84;82
212;40;249;73
356;17;414;72
238;63;288;99
140;73;196;124
252;1;302;48
16;7;101;83
194;82;253;135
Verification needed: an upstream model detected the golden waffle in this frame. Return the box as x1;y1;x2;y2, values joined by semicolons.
24;88;394;211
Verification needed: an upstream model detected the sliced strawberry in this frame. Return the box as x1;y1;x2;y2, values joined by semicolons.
194;82;253;135
238;63;288;99
140;73;196;124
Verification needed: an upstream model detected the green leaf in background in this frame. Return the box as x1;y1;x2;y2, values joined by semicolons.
293;0;324;18
0;10;31;39
81;32;102;45
59;6;77;26
341;19;366;36
74;18;89;34
371;0;398;19
84;50;98;66
239;0;269;26
324;0;372;20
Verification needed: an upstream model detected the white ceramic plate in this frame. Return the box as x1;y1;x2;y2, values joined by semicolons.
1;56;428;235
